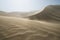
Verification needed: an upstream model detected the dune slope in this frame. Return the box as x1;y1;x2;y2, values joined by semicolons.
0;16;60;40
29;5;60;22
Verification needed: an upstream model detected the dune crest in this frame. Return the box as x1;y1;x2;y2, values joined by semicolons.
29;5;60;22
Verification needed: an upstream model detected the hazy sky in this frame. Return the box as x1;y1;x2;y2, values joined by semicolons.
0;0;60;12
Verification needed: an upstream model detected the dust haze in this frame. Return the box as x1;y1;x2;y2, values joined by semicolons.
0;5;60;40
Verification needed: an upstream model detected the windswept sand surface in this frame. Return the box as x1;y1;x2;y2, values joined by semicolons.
0;16;60;40
0;5;60;40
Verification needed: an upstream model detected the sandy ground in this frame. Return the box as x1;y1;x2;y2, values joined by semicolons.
0;16;60;40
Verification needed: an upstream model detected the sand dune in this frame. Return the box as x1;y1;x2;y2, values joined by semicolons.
0;5;60;40
0;16;60;40
29;5;60;22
